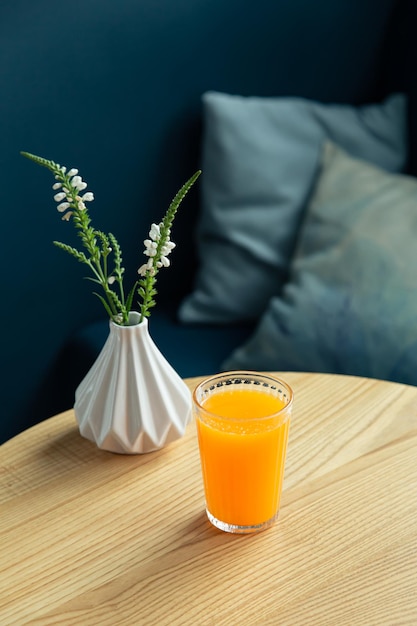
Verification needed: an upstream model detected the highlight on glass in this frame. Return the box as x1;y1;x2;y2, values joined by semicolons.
193;372;293;534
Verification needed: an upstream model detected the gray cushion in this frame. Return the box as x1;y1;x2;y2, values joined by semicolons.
223;142;417;386
179;91;408;324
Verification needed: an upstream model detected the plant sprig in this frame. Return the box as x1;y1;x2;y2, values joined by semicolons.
21;151;201;325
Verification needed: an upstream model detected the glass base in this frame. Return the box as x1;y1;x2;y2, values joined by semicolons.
206;509;279;534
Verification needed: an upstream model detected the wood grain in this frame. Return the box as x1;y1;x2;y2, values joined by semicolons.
1;372;417;625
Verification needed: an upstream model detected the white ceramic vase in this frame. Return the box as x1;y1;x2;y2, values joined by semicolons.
74;312;192;454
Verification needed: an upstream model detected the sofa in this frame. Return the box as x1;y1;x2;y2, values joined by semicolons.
1;0;416;443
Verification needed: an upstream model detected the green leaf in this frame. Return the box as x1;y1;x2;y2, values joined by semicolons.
126;282;138;313
93;293;114;319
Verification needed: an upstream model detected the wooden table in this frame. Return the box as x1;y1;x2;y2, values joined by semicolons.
1;372;417;625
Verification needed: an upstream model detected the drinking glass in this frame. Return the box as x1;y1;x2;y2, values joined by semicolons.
193;371;293;534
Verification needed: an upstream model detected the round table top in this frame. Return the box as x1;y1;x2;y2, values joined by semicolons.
1;372;417;625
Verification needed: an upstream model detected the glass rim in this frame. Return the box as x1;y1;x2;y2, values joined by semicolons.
192;371;293;423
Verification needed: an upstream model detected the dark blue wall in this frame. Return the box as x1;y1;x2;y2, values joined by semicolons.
1;0;413;442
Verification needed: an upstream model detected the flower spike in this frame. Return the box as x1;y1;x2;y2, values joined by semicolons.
21;150;201;325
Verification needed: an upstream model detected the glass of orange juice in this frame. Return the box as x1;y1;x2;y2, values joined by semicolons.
193;371;293;534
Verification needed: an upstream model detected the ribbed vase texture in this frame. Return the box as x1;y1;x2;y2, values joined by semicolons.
74;313;191;453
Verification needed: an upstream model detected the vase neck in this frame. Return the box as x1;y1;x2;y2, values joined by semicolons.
126;311;142;326
110;311;147;329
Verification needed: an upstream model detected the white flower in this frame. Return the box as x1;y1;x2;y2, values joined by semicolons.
161;241;176;256
57;202;70;212
52;182;62;190
138;258;155;276
149;223;161;241
54;191;66;202
139;228;176;275
107;276;116;285
156;257;170;268
71;175;87;191
82;192;94;202
68;168;78;176
138;263;155;277
143;239;157;257
61;211;73;221
78;200;86;211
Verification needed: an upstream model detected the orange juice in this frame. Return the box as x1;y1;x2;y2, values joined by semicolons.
194;375;292;532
